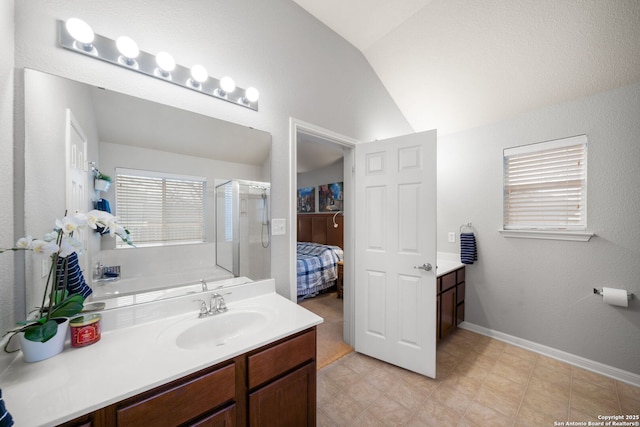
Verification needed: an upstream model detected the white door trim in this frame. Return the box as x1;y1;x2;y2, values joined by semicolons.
289;117;359;345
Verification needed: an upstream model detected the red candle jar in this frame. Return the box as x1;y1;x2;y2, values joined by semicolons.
70;314;101;347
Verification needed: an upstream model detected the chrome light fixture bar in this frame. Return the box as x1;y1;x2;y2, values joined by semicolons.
58;19;259;111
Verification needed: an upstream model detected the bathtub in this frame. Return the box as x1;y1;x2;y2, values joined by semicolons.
89;269;251;310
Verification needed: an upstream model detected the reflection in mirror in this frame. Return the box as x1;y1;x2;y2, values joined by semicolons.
216;180;271;278
24;69;271;311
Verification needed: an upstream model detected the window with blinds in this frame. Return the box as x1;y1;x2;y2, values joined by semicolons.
115;168;206;247
503;135;587;231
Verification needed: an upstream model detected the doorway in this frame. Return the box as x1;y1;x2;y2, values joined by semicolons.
289;118;358;348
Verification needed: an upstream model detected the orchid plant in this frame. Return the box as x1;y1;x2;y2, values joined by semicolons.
2;210;133;349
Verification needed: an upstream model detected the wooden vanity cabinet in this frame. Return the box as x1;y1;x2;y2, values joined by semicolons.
58;327;317;427
437;266;466;341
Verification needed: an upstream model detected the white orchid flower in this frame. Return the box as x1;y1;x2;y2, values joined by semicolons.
16;236;33;248
43;231;58;242
31;240;59;255
58;235;83;258
56;216;81;235
86;210;108;229
72;212;88;227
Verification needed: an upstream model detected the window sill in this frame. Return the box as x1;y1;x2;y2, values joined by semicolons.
498;229;594;242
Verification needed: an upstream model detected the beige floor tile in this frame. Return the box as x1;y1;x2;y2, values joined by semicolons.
617;380;640;414
365;393;414;426
572;366;617;393
520;386;569;420
491;360;533;385
568;407;601;423
406;397;466;427
320;393;365;426
502;343;538;363
316;327;638;427
385;378;434;410
516;403;562;427
317;408;338;427
531;363;572;388
527;374;570;404
570;377;621;417
428;383;472;415
458;402;515;427
535;354;572;375
440;370;485;399
350;410;386;427
362;364;399;392
324;363;361;391
475;373;527;417
343;377;383;408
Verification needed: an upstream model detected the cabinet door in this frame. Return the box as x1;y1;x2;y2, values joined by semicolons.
249;363;315;426
440;287;456;339
189;405;235;427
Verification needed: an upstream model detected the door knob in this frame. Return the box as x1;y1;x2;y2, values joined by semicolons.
414;263;432;272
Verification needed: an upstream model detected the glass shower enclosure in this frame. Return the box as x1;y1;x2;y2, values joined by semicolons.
215;180;270;281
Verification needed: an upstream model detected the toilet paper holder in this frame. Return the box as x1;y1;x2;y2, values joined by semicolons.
593;288;634;301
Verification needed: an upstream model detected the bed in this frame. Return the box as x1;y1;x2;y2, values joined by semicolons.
296;213;344;299
297;242;343;299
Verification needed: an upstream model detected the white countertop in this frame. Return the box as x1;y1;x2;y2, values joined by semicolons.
0;280;323;427
437;252;465;276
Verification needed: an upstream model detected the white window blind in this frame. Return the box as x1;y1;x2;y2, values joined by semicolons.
115;168;206;247
503;135;587;231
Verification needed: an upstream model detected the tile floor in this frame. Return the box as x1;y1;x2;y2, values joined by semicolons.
317;328;640;426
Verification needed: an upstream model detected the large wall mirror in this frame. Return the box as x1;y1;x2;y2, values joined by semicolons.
23;69;271;311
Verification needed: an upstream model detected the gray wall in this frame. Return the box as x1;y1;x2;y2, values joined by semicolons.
0;0;15;372
437;82;640;374
1;0;412;341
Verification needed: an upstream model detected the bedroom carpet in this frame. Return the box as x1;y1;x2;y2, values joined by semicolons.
300;291;353;369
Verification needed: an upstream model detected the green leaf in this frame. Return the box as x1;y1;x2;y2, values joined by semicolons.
50;294;85;318
23;319;59;343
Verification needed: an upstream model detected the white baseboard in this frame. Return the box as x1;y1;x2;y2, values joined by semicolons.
459;321;640;388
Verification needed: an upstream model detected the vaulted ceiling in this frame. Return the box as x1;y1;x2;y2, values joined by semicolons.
293;0;640;135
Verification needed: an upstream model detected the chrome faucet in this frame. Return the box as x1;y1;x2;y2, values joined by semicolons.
193;292;231;317
209;293;230;314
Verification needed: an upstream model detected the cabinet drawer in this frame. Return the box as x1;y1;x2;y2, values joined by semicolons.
116;363;235;427
457;267;465;284
440;271;456;293
248;329;315;389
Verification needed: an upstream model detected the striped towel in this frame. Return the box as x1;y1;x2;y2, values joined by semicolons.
55;252;93;298
460;232;478;265
0;388;14;427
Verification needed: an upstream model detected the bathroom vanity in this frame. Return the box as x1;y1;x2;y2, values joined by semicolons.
60;328;317;426
436;261;466;341
0;280;322;427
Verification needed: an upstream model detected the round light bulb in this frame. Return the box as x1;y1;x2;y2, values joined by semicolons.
220;76;236;94
116;36;139;59
190;65;208;83
155;51;176;72
245;87;259;103
65;18;95;44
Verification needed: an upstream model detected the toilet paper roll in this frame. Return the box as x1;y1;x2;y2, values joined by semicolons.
602;287;628;307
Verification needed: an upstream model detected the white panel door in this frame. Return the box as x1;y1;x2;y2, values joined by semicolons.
354;130;437;377
65;109;89;274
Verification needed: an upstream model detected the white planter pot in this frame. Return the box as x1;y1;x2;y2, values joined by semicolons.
19;318;70;363
94;179;111;192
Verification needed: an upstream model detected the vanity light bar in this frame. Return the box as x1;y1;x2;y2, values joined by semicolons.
57;19;259;111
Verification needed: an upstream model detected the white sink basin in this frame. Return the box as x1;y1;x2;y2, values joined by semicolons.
158;306;277;351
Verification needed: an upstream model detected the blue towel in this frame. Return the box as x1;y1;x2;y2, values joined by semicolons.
0;388;14;427
460;232;477;265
